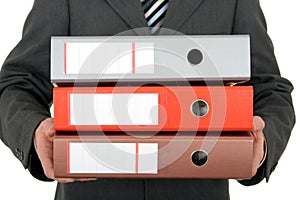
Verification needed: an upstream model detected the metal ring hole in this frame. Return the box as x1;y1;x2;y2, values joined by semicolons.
190;99;209;118
191;150;208;167
187;48;203;65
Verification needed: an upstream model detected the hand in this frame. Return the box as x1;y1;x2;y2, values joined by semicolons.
250;116;266;177
34;118;97;183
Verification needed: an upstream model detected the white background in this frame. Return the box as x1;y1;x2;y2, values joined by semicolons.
0;1;299;199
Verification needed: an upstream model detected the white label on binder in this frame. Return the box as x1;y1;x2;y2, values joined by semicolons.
65;42;154;74
135;42;155;74
68;143;158;174
70;93;159;125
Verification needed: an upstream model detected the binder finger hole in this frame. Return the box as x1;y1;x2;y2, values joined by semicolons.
190;100;209;118
191;150;208;167
187;48;203;65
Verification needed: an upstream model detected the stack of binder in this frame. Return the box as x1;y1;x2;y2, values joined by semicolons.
51;35;254;179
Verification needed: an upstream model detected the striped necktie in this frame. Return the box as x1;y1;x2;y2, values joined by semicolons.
141;0;169;33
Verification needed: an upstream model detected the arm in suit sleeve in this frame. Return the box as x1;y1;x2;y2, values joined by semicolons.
232;0;296;185
0;0;69;181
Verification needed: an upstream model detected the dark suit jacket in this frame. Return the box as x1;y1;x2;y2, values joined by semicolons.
0;0;295;199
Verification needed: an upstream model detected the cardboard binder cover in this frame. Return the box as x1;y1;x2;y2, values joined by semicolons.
51;35;250;84
54;132;254;179
53;86;253;131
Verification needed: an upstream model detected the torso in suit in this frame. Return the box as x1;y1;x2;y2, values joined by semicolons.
0;0;295;200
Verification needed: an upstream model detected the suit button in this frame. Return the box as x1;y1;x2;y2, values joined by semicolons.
14;148;23;160
19;151;24;160
15;148;20;155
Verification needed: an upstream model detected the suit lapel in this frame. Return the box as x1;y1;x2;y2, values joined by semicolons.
105;0;151;34
163;0;205;32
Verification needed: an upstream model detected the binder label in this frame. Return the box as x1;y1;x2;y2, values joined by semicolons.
70;93;159;125
65;42;154;74
68;143;158;174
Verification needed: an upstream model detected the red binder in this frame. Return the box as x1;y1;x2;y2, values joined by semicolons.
54;132;254;179
54;86;253;131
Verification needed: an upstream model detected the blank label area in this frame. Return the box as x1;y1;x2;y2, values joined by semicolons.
65;42;154;74
70;93;159;125
69;143;158;174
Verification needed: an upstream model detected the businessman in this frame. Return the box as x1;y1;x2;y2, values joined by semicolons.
0;0;295;199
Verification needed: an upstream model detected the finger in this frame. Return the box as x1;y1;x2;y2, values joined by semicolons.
252;130;265;141
36;141;55;179
55;178;76;183
252;154;263;177
43;119;55;137
39;154;55;179
73;178;98;182
55;178;98;183
40;118;53;130
251;134;265;176
45;129;55;143
45;129;55;138
252;116;265;133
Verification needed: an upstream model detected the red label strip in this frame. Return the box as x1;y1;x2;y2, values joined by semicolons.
132;42;136;74
135;143;139;174
64;43;67;74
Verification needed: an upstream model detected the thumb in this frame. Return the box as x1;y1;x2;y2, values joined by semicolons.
45;129;55;137
41;118;55;137
252;116;265;133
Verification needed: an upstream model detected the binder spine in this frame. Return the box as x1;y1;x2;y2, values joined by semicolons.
51;35;250;84
54;133;254;179
53;86;253;131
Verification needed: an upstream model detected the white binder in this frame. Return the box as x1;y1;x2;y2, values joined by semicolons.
51;35;250;84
